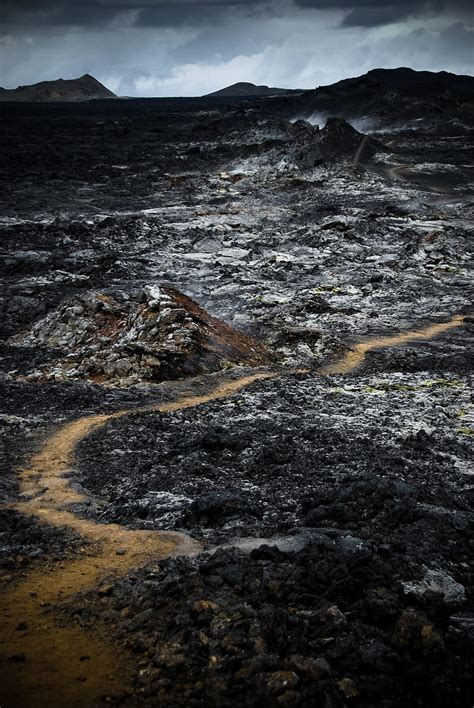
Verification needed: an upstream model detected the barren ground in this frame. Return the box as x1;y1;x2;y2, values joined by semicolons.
0;87;473;707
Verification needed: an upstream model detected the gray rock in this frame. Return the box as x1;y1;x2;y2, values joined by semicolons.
402;569;466;605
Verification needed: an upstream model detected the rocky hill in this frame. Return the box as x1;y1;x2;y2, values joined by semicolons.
9;285;269;383
254;67;474;129
336;67;474;97
0;73;116;102
206;81;298;97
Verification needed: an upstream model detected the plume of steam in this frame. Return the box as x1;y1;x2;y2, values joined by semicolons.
289;112;401;134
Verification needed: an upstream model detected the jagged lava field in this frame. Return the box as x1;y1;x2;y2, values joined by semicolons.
0;67;473;707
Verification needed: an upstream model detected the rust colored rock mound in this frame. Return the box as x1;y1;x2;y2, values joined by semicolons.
9;285;269;384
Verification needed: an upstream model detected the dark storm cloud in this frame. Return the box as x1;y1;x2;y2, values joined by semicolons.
0;0;271;28
0;0;113;27
1;0;473;29
341;2;441;27
135;0;274;29
295;0;473;26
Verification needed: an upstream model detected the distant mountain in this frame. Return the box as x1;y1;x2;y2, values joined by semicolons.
0;74;117;102
205;82;298;98
250;67;474;128
331;67;474;97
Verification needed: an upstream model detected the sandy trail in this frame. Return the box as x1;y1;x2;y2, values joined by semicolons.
386;164;411;181
0;372;274;707
0;318;468;706
385;163;458;196
320;315;466;375
352;135;370;169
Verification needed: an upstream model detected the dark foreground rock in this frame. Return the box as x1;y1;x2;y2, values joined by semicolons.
0;510;84;575
74;536;473;707
76;364;473;546
69;362;473;706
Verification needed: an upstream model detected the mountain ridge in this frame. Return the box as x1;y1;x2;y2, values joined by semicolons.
330;66;474;96
0;73;116;102
205;81;300;98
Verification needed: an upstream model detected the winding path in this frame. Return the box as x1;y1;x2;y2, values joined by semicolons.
386;164;411;181
320;315;465;375
352;135;370;169
0;316;467;706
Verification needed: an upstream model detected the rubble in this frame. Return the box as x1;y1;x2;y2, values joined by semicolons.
8;285;269;383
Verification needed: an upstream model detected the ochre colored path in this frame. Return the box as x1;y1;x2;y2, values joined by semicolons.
0;373;274;707
0;317;467;706
386;164;411;181
320;315;466;375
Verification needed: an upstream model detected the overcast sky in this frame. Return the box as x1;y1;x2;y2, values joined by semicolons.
0;1;472;96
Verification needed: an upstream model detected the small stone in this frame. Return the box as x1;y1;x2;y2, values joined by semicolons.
80;655;90;661
116;548;126;556
193;599;219;613
402;569;465;606
98;584;114;596
266;671;299;696
324;605;347;625
338;678;359;699
16;622;28;631
277;691;302;706
8;654;26;663
254;637;267;654
288;655;330;679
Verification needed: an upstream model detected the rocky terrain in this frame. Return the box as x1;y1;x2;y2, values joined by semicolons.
0;67;473;707
8;285;269;383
